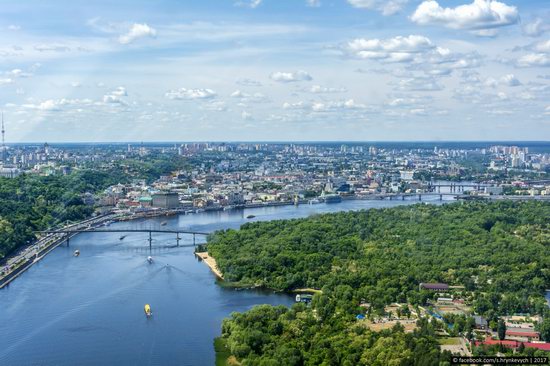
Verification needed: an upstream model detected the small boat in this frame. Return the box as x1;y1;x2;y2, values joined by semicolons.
160;221;167;226
246;215;256;219
144;304;152;317
119;235;127;240
147;256;153;264
74;250;80;257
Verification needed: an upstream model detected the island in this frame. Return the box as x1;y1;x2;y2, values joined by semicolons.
206;201;550;365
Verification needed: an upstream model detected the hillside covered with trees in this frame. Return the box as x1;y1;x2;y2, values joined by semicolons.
208;201;550;364
0;154;188;259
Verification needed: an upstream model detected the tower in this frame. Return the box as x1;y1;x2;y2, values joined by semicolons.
1;112;5;163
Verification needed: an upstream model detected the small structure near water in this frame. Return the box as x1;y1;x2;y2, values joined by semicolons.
295;294;313;303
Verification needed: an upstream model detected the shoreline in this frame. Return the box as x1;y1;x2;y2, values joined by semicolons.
195;252;224;280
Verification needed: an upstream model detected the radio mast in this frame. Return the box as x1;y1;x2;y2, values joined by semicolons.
1;112;5;163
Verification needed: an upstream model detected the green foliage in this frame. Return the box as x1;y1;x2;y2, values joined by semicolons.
0;154;188;258
211;201;550;364
220;303;446;365
0;172;103;258
536;310;550;342
497;319;506;341
210;201;549;312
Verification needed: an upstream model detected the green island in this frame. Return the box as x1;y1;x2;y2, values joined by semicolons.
207;201;550;365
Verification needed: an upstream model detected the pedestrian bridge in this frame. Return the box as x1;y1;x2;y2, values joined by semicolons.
37;228;211;248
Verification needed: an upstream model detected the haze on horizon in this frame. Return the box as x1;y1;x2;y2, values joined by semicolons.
0;0;549;142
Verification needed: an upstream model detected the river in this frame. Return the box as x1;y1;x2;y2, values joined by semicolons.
0;196;454;366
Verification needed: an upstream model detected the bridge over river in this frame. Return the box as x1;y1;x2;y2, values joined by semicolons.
37;228;211;249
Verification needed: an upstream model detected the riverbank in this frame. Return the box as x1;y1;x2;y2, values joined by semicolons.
195;252;224;279
0;213;117;289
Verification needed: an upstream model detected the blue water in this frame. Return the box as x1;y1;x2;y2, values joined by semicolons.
0;196;452;365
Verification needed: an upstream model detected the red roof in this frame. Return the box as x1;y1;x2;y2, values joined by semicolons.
506;330;539;338
475;339;550;351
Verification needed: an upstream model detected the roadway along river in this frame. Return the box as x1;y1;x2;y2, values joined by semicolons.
0;196;453;366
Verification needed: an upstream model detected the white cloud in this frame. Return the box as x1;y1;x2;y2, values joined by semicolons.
0;78;13;86
22;98;93;111
410;0;519;30
110;86;127;96
517;53;550;67
3;68;33;79
312;99;369;112
235;0;262;8
306;0;321;7
342;35;434;62
8;25;21;31
347;0;408;16
165;88;217;100
34;44;71;52
119;23;157;44
472;29;499;37
512;40;550;67
340;35;481;75
236;78;262;87
395;77;443;91
500;74;521;86
101;87;128;105
523;18;550;37
103;94;125;104
230;90;268;103
201;101;227;111
533;40;550;53
241;110;253;120
283;101;309;110
270;70;312;83
309;85;347;93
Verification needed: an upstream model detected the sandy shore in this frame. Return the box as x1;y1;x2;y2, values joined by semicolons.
195;252;224;279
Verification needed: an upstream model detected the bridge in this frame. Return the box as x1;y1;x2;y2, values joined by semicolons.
356;192;467;201
426;183;492;193
37;229;211;249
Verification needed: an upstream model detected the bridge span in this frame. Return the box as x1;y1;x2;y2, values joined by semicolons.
37;229;211;249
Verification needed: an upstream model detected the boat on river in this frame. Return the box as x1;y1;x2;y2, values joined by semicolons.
144;304;152;317
73;250;80;257
246;215;256;219
147;256;153;264
160;221;167;226
119;235;127;240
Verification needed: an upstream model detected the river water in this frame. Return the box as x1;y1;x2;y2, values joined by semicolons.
0;196;453;366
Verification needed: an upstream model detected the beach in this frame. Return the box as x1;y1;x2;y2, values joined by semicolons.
195;252;224;279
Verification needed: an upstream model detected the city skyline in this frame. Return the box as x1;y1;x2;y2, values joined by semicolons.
0;0;549;142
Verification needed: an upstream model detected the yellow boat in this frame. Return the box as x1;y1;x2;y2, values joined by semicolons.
144;304;152;317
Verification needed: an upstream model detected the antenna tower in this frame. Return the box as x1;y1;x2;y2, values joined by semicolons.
1;112;5;162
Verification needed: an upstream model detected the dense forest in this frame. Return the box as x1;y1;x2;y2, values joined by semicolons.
219;303;448;366
208;201;550;364
0;154;188;259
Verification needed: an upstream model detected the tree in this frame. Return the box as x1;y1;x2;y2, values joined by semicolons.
536;314;550;342
497;319;507;341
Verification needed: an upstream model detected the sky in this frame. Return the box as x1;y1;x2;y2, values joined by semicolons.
0;0;549;142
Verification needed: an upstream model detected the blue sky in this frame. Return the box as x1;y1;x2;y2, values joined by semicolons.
0;0;549;142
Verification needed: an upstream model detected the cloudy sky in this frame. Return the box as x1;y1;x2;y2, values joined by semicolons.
0;0;549;142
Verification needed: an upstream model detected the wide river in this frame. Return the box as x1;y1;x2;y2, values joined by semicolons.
0;196;454;366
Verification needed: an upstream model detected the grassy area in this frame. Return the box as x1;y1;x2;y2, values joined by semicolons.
214;337;241;366
438;337;461;346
